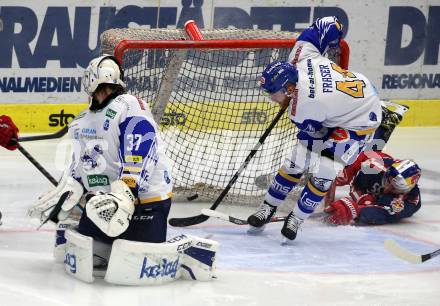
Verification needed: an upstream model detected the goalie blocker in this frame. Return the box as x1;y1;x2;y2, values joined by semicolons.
63;229;219;285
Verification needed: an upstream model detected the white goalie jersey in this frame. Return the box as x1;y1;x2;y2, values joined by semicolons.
67;94;172;204
288;41;382;134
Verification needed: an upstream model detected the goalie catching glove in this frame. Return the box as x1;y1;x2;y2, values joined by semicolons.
28;175;84;224
85;180;135;237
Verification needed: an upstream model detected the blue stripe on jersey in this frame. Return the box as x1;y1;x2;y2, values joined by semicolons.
297;28;323;53
119;116;156;191
294;119;323;133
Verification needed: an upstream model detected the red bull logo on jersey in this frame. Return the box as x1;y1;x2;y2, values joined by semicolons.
391;198;404;213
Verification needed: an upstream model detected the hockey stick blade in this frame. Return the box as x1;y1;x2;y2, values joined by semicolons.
168;214;209;227
37;191;70;229
384;239;440;264
201;209;286;225
381;100;409;117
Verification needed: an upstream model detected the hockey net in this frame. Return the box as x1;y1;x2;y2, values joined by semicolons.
101;21;349;205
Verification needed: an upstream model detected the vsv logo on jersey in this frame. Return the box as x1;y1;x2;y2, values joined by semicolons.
103;119;110;131
164;170;171;184
81;144;104;170
139;257;179;279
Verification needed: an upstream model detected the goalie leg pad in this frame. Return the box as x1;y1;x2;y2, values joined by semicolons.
104;238;189;285
54;219;79;263
64;229;94;283
181;235;219;281
103;234;219;285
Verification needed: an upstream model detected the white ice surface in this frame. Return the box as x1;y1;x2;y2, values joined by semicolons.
0;127;439;306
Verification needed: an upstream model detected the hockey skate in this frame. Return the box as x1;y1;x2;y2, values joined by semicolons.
280;211;303;244
247;202;277;234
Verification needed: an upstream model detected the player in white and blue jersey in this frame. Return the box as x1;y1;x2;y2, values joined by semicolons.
247;17;383;242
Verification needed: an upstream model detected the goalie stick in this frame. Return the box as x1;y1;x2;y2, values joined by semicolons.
168;106;287;227
384;239;440;264
201;208;328;225
381;100;409;117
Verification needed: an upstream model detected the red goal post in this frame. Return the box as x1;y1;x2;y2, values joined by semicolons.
101;21;350;205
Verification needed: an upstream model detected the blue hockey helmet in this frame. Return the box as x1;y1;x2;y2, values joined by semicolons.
385;159;421;193
260;61;299;95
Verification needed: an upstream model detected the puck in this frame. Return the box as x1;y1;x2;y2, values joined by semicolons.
187;194;199;201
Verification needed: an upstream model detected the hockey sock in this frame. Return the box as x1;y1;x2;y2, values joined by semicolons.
265;170;302;206
294;180;327;220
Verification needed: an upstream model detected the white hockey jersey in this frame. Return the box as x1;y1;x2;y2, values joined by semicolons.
67;94;172;204
287;41;382;134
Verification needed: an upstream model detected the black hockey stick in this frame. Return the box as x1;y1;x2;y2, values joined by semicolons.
384;239;440;264
17;143;84;228
18;126;68;142
169;107;287;227
16;143;59;186
5;126;67;185
201;208;328;225
14;142;67;228
201;209;286;225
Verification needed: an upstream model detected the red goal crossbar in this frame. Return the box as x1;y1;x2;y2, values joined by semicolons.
113;20;350;70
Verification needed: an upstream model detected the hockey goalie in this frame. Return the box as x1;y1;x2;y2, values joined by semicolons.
27;55;219;284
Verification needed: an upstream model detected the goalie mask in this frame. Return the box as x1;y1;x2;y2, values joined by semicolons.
82;55;125;96
385;159;421;194
260;61;298;95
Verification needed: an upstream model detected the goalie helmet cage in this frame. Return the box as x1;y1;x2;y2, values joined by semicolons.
101;20;350;205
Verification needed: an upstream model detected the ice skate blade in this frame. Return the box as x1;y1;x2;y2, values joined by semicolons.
247;224;266;235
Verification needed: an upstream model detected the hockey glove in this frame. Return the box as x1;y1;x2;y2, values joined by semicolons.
0;115;19;151
85;180;135;237
28;176;84;223
335;171;350;186
324;196;360;225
